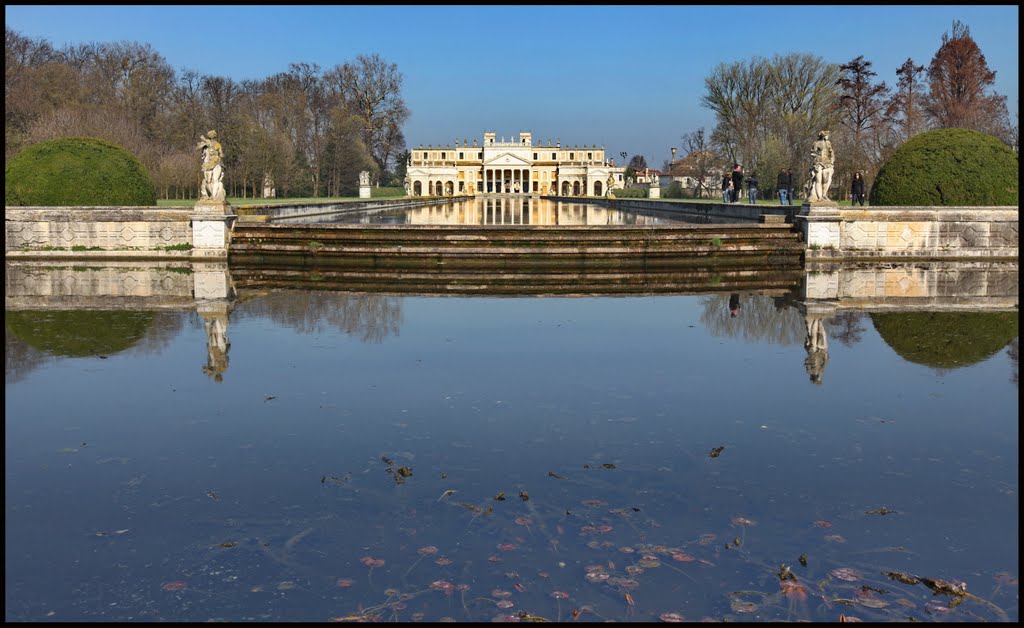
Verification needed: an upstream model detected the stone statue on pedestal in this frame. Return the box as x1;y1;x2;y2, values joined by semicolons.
197;131;225;202
359;170;371;186
808;130;835;203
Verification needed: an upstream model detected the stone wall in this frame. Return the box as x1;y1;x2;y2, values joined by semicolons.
5;206;236;260
799;206;1018;260
6;206;193;257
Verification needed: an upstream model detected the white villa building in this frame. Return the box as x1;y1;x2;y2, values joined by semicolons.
407;131;626;197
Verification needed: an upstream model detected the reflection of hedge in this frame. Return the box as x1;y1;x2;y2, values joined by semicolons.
4;310;154;357
870;311;1018;369
869;128;1018;206
5;137;157;206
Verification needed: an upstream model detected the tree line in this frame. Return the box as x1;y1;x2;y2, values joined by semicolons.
672;21;1016;199
5;27;409;199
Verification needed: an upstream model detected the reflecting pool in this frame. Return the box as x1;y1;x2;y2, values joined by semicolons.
4;261;1018;622
267;197;722;226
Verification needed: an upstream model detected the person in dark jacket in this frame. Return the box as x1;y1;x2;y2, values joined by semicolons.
731;164;743;203
850;171;866;206
777;168;791;205
747;172;759;204
721;173;732;203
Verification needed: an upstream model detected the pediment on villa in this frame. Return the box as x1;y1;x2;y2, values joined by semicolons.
483;152;533;167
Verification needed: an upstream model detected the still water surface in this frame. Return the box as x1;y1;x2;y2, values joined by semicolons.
5;287;1018;621
268;196;719;226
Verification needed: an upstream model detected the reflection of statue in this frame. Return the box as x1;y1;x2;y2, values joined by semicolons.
809;130;834;202
197;131;225;201
201;309;231;382
803;315;829;384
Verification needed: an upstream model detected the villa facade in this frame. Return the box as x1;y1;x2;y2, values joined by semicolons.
407;131;626;197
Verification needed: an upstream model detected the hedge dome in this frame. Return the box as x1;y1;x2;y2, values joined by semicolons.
869;128;1018;206
870;311;1018;370
5;137;157;206
5;310;155;358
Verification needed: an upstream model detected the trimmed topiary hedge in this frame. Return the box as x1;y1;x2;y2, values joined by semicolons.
870;311;1018;370
869;128;1018;206
5;137;157;206
5;310;155;357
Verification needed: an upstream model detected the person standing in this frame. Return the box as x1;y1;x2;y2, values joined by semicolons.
747;172;759;204
722;173;732;203
731;164;744;203
850;171;866;206
777;168;790;205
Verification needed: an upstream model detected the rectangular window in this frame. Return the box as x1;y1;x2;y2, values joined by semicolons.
533;153;538;160
459;152;464;160
552;153;556;160
587;153;592;160
441;152;446;159
569;153;574;160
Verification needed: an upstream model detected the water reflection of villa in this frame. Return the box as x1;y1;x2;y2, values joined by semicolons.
407;131;626;197
404;197;672;226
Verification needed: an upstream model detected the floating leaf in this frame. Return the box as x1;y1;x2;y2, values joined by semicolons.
417;546;439;556
864;506;896;515
709;447;724;458
492;589;512;599
396;466;413;478
831;568;861;582
497;543;518;551
660;612;685;622
435;557;453;566
731;516;755;526
814;520;832;528
671;552;695;562
730;599;758;613
336;578;354;588
780;580;808;601
494;492;506;501
518;491;529;501
496;600;515;609
514;517;532;526
162;581;187;592
551;591;569;599
548;471;566;480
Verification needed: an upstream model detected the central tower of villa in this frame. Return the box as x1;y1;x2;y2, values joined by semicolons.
407;131;625;197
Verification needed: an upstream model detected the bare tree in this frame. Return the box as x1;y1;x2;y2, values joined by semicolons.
679;128;719;198
888;58;928;142
924;20;1010;139
328;53;409;182
832;56;894;193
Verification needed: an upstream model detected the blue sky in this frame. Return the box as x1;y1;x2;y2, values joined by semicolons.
6;5;1018;167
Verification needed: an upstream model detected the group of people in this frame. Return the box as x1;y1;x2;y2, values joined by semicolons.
720;164;760;204
719;164;866;206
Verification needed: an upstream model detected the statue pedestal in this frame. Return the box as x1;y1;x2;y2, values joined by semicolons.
797;201;841;252
192;201;236;258
648;186;661;199
359;185;371;199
